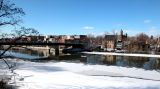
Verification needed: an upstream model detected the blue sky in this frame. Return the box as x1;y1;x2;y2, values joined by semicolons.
8;0;160;36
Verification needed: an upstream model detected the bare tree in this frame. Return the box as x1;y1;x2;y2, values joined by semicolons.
0;0;25;67
0;27;39;88
0;0;35;60
0;1;38;87
136;33;149;43
0;0;25;26
104;31;110;35
112;29;117;35
11;27;39;37
0;0;26;62
0;27;39;68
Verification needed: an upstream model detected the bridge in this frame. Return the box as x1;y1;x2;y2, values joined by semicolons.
0;42;85;56
0;42;84;46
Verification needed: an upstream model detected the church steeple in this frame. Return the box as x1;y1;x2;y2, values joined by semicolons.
120;29;123;36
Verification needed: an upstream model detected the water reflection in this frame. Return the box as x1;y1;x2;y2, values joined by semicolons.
2;48;160;70
143;58;160;70
86;55;104;65
10;49;48;57
1;50;39;59
85;54;160;70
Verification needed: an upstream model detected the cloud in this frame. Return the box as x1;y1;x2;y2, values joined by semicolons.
122;29;140;36
81;26;106;36
87;31;106;37
147;26;159;35
117;23;126;27
82;26;94;30
144;19;151;24
150;26;156;31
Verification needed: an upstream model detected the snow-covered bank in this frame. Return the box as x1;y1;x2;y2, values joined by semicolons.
4;59;158;89
83;52;160;58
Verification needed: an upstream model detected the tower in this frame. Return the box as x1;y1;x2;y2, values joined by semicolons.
120;29;123;36
119;29;123;41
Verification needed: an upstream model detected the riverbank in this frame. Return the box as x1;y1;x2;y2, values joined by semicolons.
83;52;160;58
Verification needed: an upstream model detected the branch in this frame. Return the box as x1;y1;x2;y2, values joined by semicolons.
0;0;3;10
0;0;25;27
0;20;19;26
0;7;25;17
2;58;11;69
0;22;16;26
0;32;33;58
0;37;25;71
0;45;13;58
0;12;10;17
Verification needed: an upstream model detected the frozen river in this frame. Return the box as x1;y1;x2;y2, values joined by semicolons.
1;50;160;89
2;50;160;70
1;58;160;89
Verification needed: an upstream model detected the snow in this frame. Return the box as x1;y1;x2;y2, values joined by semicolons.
83;52;160;58
15;60;160;89
1;58;160;89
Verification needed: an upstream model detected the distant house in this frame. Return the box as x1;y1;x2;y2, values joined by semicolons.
104;30;127;50
45;35;56;42
56;35;67;43
0;38;12;42
65;35;89;48
104;35;116;50
26;35;45;42
45;35;68;43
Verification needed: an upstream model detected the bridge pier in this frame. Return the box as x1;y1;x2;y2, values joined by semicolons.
55;46;59;56
47;46;60;56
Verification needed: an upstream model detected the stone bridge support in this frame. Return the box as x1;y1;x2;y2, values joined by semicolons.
47;45;60;57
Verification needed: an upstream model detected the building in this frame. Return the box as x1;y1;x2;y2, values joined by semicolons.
25;35;45;42
0;38;12;42
116;30;127;50
45;35;56;42
157;37;160;52
65;35;89;48
104;35;117;50
104;30;127;51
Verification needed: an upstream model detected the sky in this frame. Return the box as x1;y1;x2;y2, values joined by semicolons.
6;0;160;36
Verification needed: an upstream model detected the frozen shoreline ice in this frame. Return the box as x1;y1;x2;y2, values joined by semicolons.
82;52;160;58
1;58;160;89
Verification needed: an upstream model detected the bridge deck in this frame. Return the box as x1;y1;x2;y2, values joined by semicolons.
0;42;83;46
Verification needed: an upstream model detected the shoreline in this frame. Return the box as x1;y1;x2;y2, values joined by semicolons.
83;52;160;58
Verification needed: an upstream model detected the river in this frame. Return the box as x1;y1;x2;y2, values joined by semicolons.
1;49;160;71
